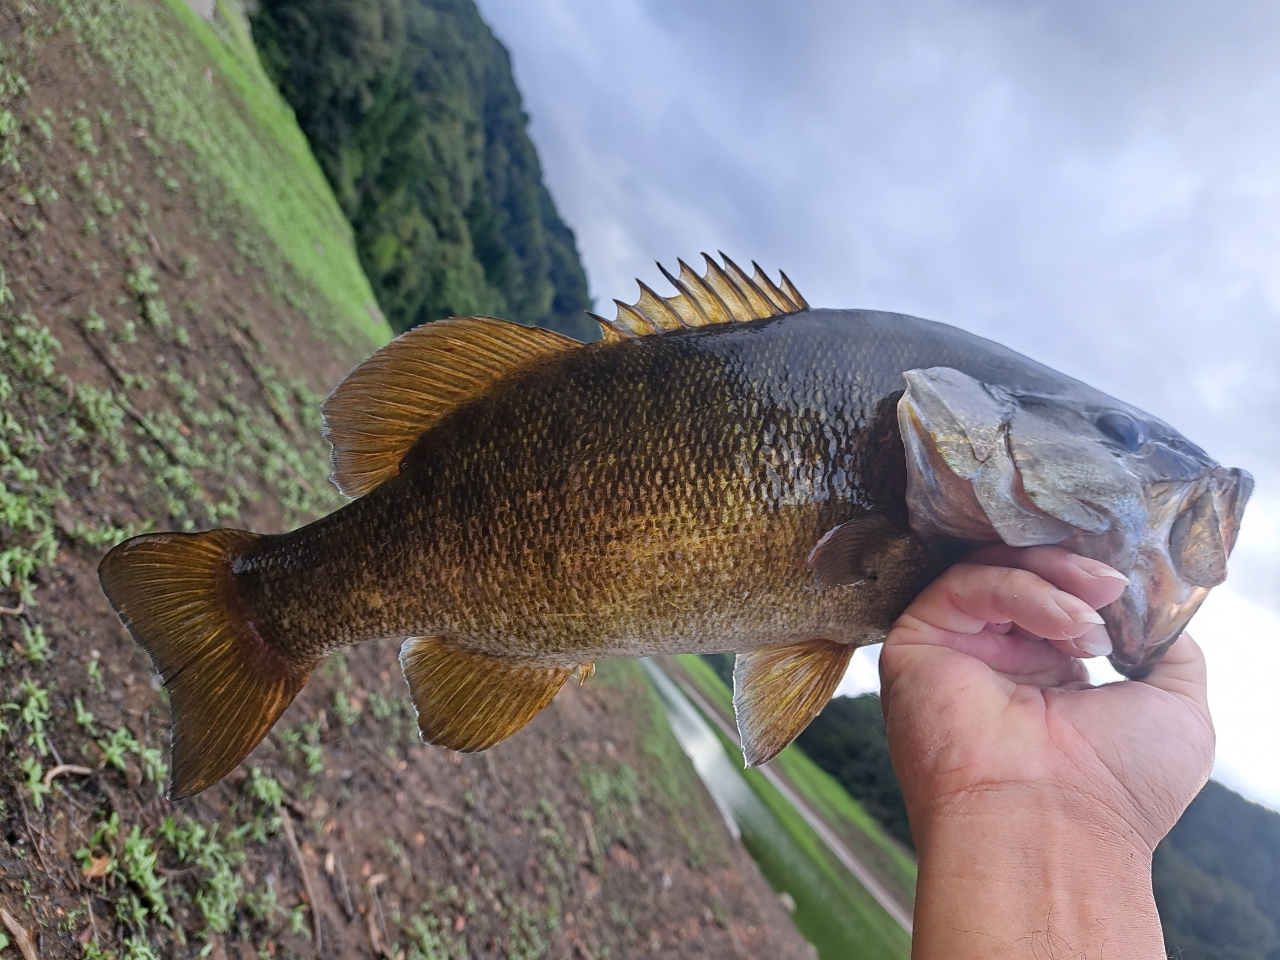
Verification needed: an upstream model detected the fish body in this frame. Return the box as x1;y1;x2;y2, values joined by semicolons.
99;256;1251;798
235;308;960;664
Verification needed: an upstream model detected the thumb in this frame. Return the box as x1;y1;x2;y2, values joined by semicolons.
1138;632;1210;719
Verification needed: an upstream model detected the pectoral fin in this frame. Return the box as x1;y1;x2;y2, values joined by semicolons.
399;637;573;752
807;514;900;589
733;639;853;767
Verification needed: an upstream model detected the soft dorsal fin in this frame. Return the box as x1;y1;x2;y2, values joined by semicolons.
589;253;809;343
323;316;579;497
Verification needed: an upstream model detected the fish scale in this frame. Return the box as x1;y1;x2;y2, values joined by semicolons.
98;255;1250;798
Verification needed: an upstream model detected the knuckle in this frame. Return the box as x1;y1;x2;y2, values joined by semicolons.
991;565;1044;596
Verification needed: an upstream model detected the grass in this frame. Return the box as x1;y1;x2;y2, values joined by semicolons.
772;743;917;901
0;2;371;952
50;0;389;350
671;655;914;958
593;659;731;870
675;654;915;892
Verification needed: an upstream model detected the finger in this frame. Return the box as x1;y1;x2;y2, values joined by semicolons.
1043;622;1115;661
880;618;1089;724
1139;632;1210;716
919;623;1091;686
973;545;1120;659
893;561;1108;645
964;544;1130;611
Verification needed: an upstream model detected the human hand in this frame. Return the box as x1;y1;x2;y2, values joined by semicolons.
880;545;1214;958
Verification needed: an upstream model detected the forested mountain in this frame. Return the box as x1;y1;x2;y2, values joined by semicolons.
250;0;596;339
793;682;1280;958
1155;780;1280;959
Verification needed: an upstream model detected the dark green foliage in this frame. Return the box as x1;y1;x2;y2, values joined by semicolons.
249;0;595;339
702;651;734;688
1158;780;1280;959
793;693;914;852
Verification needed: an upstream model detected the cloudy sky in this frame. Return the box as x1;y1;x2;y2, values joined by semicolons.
474;0;1280;809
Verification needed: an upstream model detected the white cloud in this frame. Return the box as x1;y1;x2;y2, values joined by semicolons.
477;0;1280;807
1193;588;1280;809
835;643;883;700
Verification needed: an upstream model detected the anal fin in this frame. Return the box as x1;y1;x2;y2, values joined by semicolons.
733;639;853;767
399;637;573;752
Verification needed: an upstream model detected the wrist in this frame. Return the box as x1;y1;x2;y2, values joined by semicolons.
910;785;1164;960
911;780;1155;859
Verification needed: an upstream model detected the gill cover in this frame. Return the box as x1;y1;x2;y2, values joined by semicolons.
896;366;1138;547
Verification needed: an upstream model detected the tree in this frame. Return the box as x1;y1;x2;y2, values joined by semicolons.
251;0;595;338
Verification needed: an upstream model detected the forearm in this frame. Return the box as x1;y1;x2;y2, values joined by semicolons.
909;787;1165;960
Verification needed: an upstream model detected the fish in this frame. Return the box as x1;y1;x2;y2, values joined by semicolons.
98;253;1252;799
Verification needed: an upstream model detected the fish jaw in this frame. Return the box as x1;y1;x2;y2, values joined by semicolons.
1093;465;1253;677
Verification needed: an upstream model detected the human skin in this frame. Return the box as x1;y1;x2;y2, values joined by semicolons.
880;544;1214;959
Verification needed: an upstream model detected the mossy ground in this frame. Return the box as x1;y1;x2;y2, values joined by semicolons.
0;2;817;957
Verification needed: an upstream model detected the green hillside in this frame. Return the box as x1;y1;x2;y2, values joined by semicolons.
0;2;814;956
702;652;915;852
41;0;390;351
794;694;912;851
1156;780;1280;959
249;0;596;339
671;656;912;960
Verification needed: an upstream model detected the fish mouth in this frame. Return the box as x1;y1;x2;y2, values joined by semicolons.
1099;466;1253;677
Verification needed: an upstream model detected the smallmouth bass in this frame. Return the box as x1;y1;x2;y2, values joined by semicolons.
99;255;1252;798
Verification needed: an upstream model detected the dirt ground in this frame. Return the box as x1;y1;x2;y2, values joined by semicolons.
0;4;818;957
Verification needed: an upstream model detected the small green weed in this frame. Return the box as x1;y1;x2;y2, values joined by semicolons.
405;912;470;960
71;114;97;153
20;755;51;809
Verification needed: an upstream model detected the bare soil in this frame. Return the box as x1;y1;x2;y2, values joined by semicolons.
0;5;817;957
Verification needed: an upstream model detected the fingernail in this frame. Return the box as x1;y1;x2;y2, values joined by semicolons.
1051;589;1107;626
1065;554;1129;584
1076;628;1113;658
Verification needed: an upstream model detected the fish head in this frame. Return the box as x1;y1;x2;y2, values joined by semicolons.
897;365;1252;676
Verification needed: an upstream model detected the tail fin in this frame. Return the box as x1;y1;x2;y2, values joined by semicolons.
98;530;310;799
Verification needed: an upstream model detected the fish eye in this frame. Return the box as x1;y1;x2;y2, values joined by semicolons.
1096;410;1148;451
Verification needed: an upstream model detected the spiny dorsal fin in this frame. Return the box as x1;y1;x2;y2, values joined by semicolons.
589;253;809;343
322;317;579;498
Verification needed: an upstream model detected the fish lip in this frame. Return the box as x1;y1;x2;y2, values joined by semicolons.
1101;465;1252;675
1104;589;1201;678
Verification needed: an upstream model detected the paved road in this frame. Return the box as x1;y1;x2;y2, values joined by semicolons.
657;660;915;936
